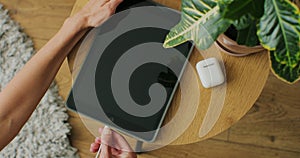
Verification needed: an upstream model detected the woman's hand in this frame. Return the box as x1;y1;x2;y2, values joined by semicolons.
90;127;137;158
68;0;123;31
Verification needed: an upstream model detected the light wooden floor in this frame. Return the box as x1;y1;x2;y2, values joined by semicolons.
1;0;300;157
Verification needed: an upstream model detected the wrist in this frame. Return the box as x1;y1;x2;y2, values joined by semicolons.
63;14;88;34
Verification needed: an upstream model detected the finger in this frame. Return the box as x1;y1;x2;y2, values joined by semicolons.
100;144;111;158
101;126;113;146
111;131;133;152
95;137;101;144
90;143;100;153
100;127;113;157
100;127;133;151
110;147;120;155
98;127;104;134
107;0;123;11
98;127;106;138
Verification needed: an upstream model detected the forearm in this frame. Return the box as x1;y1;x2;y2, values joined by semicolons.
0;0;123;150
0;16;87;150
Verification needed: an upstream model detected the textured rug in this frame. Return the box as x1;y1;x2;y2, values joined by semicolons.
0;4;78;158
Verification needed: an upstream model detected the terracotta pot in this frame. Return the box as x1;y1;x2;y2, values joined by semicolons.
215;34;266;57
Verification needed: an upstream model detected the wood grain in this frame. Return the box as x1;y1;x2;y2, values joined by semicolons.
1;0;300;157
138;139;300;158
229;74;300;152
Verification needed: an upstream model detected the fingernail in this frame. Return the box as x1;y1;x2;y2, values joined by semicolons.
103;126;112;135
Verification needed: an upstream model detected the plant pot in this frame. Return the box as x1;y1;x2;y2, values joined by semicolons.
215;34;266;57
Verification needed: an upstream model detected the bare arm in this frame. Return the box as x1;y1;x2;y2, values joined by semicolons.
0;0;122;150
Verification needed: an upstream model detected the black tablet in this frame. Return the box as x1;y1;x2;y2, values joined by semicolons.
66;5;193;142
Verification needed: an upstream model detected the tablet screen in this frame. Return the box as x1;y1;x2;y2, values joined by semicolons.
66;6;193;142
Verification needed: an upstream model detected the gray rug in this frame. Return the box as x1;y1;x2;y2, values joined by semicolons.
0;4;78;158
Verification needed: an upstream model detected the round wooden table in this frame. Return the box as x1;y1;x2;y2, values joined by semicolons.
67;0;269;146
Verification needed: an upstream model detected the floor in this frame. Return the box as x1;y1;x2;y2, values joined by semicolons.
1;0;300;157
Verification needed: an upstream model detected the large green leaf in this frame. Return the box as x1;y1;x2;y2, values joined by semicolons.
231;13;259;46
236;19;259;46
221;0;265;20
258;0;300;83
233;13;253;30
163;0;231;50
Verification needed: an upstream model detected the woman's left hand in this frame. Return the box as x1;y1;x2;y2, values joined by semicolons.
67;0;123;31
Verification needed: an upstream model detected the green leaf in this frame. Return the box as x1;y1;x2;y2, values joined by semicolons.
270;51;300;83
233;14;253;30
236;19;259;46
258;0;300;83
221;0;265;20
231;14;260;46
163;0;231;50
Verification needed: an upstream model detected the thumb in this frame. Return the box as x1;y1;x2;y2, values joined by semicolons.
100;126;112;158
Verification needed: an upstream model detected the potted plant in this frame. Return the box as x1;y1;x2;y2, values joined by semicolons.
163;0;300;84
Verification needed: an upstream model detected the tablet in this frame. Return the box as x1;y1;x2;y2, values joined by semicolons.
66;6;193;142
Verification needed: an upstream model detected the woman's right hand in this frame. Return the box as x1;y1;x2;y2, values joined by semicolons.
90;127;137;158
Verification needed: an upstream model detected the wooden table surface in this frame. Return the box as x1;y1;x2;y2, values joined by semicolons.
67;0;269;145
